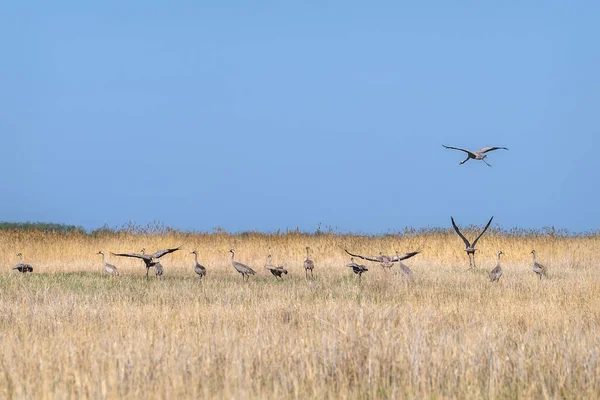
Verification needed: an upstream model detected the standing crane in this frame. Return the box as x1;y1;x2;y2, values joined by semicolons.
230;249;256;282
264;254;288;280
489;251;504;283
190;250;207;279
346;257;368;281
12;253;33;273
304;247;315;279
531;250;548;279
97;251;119;275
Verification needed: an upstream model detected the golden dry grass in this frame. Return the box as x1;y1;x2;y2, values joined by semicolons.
1;229;599;399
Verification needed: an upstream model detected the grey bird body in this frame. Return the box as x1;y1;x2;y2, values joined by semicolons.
111;247;179;278
442;144;508;167
153;263;164;278
97;251;119;275
531;250;547;279
190;251;207;279
304;247;315;279
264;255;288;280
489;251;504;282
230;249;256;282
344;249;420;270
12;253;33;273
346;257;368;280
395;251;414;279
451;216;493;269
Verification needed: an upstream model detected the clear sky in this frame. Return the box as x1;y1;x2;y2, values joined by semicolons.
2;2;599;233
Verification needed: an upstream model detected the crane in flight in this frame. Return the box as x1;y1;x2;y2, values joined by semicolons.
442;144;508;167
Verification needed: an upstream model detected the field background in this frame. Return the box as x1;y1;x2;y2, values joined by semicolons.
0;228;599;399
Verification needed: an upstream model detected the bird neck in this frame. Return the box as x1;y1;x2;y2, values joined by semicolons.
497;253;502;263
306;249;309;259
532;253;536;263
18;254;22;263
101;253;105;263
194;253;199;264
231;252;235;261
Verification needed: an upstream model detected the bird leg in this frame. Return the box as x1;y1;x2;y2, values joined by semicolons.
310;269;314;279
482;159;492;167
146;267;150;279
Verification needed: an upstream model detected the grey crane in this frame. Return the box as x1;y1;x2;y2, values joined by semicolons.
97;251;119;275
264;254;288;280
304;247;315;279
344;249;420;270
12;253;33;273
111;246;180;278
395;250;414;279
190;250;207;279
153;262;164;278
451;216;493;269
346;257;368;280
531;250;548;280
489;251;504;283
442;144;508;167
230;249;256;282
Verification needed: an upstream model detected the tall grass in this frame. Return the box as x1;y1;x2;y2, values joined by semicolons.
0;229;599;398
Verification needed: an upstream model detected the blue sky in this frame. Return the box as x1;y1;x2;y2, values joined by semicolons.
1;2;599;233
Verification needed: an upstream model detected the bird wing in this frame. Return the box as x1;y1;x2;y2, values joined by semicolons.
150;247;180;259
110;252;149;260
442;145;477;158
344;249;382;262
450;217;471;248
477;146;508;154
393;251;421;261
472;216;494;247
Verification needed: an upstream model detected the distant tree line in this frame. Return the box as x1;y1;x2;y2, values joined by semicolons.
0;221;86;234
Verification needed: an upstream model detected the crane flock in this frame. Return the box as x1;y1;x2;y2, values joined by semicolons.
8;144;548;283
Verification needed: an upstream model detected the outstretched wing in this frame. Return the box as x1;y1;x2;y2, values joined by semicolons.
451;217;471;248
393;251;421;261
344;249;382;263
477;146;508;154
442;145;477;158
110;252;148;260
472;216;494;247
150;247;181;259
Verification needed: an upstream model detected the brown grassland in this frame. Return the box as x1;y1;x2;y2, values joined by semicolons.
0;228;599;399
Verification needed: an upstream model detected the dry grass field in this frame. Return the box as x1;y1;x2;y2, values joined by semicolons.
1;228;599;399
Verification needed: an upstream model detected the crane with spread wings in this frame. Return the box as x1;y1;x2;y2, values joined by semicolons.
111;247;180;278
442;144;508;166
344;249;420;270
451;216;493;269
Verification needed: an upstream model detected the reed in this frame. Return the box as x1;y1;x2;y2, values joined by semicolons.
0;229;598;398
